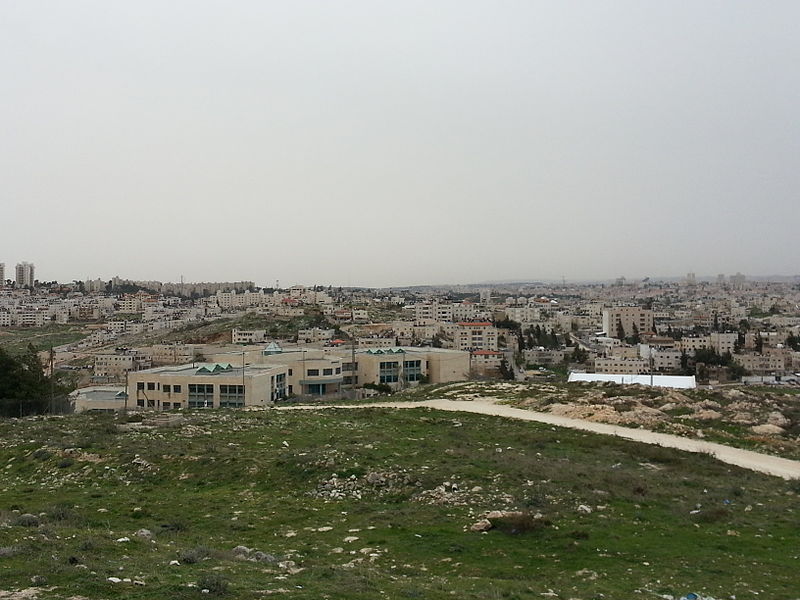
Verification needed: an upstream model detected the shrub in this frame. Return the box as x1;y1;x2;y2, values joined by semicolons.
691;507;730;524
197;572;229;595
179;546;212;564
13;514;40;527
57;457;74;469
491;512;551;535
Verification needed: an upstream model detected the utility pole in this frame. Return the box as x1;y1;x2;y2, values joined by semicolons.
124;370;129;414
49;346;55;414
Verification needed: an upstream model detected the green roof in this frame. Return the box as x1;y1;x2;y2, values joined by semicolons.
195;363;234;374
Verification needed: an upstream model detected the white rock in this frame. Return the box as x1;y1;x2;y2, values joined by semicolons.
115;537;130;543
107;577;122;583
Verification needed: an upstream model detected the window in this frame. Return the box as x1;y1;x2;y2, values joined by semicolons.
137;382;144;391
404;360;422;382
273;372;286;400
147;382;156;391
323;368;333;376
288;369;293;376
307;369;319;376
163;385;171;393
188;384;214;408
335;367;341;374
173;385;181;393
162;402;171;410
342;362;354;372
137;399;144;407
379;361;399;384
219;384;245;407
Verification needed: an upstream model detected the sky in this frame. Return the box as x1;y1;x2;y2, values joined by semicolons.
1;1;798;288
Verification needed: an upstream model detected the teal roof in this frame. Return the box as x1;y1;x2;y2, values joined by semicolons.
195;363;234;374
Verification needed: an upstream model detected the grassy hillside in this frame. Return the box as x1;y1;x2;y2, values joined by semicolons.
0;325;89;355
0;407;798;599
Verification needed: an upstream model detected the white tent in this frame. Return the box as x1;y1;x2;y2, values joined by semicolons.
568;372;696;389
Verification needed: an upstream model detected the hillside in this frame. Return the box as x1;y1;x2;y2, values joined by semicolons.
395;381;800;460
1;407;798;599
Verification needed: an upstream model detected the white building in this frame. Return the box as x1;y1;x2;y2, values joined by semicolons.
15;262;35;287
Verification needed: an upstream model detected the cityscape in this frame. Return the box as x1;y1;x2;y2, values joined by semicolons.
1;261;798;411
2;1;800;599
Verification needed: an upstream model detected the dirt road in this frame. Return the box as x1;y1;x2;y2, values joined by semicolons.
280;399;800;480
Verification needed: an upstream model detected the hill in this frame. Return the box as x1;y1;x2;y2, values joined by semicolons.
0;407;798;599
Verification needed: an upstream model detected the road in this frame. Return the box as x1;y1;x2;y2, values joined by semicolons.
279;398;800;480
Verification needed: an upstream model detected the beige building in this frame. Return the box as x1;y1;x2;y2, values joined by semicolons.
594;357;648;374
128;362;287;409
602;307;654;339
118;345;470;410
232;328;268;344
733;353;786;375
454;322;499;352
471;350;504;375
94;351;151;379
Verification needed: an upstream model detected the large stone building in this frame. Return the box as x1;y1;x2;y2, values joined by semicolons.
602;307;654;339
120;346;471;411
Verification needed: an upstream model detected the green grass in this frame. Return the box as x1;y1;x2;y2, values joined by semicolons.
0;325;89;355
0;408;798;599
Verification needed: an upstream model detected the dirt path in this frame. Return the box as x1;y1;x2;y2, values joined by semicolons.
279;399;800;480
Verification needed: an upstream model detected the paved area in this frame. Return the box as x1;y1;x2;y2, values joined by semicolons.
280;399;800;480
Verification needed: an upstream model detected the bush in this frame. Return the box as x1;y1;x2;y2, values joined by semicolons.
691;507;730;524
179;546;212;564
57;457;74;469
491;512;551;535
197;572;229;595
13;514;40;527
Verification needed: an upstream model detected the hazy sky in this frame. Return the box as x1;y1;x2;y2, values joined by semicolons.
2;1;798;287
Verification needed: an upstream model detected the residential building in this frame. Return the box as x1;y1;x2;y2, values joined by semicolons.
454;322;499;352
602;306;654;339
232;329;268;344
593;357;648;374
15;262;35;288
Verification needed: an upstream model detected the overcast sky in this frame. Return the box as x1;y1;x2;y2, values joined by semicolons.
2;1;798;288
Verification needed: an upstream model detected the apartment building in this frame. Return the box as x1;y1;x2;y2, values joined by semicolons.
453;322;499;352
471;350;504;374
297;327;334;343
602;307;654;339
232;328;268;344
94;350;152;379
733;353;786;376
15;262;35;287
593;357;648;374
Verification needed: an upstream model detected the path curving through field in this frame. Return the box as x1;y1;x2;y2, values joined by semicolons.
279;399;800;480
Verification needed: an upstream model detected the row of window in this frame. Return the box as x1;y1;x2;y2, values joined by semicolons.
137;382;183;393
306;367;342;377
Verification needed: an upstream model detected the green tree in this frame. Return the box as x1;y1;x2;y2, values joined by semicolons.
0;345;73;417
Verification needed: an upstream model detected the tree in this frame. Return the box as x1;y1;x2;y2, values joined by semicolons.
616;321;625;340
0;345;73;417
498;359;514;380
571;346;589;364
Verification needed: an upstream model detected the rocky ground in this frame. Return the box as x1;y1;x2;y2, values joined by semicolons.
406;381;800;459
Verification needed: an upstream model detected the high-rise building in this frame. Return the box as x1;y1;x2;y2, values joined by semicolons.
0;262;5;285
15;262;35;288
